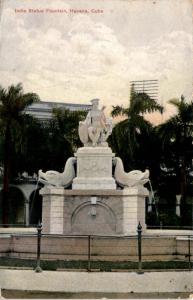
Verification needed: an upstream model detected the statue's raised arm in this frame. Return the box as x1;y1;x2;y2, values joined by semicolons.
78;99;112;147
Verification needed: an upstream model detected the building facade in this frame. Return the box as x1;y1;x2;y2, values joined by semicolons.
25;101;91;122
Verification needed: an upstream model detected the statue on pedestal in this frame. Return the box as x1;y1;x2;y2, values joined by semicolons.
78;99;112;147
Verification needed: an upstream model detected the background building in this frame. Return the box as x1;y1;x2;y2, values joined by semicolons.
130;80;159;101
25;101;91;122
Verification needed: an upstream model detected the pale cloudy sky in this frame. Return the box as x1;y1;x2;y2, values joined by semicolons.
0;0;192;123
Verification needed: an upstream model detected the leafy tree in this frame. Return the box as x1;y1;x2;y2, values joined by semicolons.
157;96;193;197
42;108;87;171
52;107;87;151
42;116;73;172
156;96;193;226
12;115;49;175
14;107;87;175
0;83;39;224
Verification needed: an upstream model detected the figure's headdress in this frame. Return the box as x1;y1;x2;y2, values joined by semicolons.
91;99;99;105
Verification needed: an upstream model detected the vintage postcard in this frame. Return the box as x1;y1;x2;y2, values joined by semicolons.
0;0;192;299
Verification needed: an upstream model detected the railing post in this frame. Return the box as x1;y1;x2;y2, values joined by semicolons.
35;221;42;273
188;235;191;271
87;235;91;272
137;222;143;274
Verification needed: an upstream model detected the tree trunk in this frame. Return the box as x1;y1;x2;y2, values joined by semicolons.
180;126;187;200
180;156;187;202
2;125;11;226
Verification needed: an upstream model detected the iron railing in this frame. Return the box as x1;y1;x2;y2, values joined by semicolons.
0;224;192;272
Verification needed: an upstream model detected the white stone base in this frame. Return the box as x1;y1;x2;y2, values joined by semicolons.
72;146;116;190
40;187;148;235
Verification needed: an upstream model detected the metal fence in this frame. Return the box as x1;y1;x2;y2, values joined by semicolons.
0;223;192;273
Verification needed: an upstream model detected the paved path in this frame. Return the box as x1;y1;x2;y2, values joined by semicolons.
0;270;192;294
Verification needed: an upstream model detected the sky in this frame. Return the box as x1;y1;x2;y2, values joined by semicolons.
0;0;192;124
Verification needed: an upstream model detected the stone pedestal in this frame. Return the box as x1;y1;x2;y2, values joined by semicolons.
72;147;116;190
40;187;64;234
40;187;148;235
121;187;148;234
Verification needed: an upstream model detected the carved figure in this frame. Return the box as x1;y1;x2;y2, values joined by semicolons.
78;99;112;147
38;157;76;187
113;157;149;188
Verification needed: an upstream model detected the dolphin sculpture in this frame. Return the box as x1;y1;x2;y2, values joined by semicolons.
113;157;149;188
38;157;76;187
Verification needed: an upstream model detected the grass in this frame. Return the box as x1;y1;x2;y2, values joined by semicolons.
0;257;192;272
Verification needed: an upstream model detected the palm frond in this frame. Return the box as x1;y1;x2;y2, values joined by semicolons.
168;98;181;108
21;93;40;108
130;93;163;115
111;105;129;117
168;97;193;125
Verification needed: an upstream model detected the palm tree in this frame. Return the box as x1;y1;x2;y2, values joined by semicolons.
157;96;193;198
0;83;39;225
109;86;163;171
